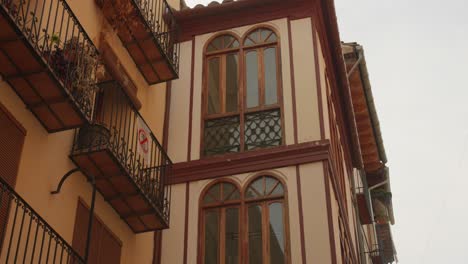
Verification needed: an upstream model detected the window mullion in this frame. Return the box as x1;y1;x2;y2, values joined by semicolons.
259;48;265;107
220;208;226;264
263;202;269;264
239;48;245;152
220;55;226;114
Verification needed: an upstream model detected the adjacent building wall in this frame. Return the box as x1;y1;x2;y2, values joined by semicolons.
0;0;172;262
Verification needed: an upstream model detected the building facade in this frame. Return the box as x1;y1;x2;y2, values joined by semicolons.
0;0;396;263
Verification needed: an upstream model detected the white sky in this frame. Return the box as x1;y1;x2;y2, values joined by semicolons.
186;0;468;262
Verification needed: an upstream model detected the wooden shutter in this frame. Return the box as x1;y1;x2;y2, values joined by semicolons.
72;199;122;264
0;102;25;251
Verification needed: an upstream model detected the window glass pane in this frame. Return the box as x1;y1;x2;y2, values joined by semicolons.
225;208;239;264
208;58;220;114
261;29;271;42
212;37;222;50
269;203;285;264
230;40;240;48
248;205;263;264
204;211;219;264
265;177;277;195
223;35;234;48
264;48;278;105
271;183;284;196
246;51;259;108
205;184;221;202
226;54;239;113
266;32;277;42
247;177;265;198
244;37;255;46
223;183;239;201
246;187;259;199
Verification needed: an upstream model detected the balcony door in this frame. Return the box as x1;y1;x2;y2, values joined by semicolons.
0;102;25;251
72;199;122;264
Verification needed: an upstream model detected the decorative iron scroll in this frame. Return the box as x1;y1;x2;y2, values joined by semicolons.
1;0;100;121
204;116;241;156
71;82;172;225
244;109;282;151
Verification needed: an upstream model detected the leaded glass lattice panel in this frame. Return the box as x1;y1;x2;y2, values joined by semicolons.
204;116;241;156
244;109;282;150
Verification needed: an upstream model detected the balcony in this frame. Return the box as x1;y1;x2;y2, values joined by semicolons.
0;176;84;263
96;0;180;84
69;81;171;233
0;0;99;132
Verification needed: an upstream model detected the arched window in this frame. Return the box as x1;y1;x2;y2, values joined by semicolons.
245;176;287;264
199;176;289;264
201;181;241;264
203;27;283;157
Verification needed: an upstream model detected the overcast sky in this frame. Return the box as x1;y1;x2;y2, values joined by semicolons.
186;0;468;262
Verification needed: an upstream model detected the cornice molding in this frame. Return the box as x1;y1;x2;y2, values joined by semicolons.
169;140;330;184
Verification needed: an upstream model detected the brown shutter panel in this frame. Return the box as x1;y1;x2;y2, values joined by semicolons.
72;199;122;264
99;226;122;264
0;103;25;250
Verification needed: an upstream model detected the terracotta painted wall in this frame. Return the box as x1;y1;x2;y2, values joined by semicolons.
0;0;173;262
0;80;154;263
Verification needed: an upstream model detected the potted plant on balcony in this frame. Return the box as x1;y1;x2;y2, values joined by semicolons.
43;35;97;111
76;123;110;150
96;0;138;30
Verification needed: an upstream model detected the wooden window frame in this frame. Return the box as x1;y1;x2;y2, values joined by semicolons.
198;175;291;264
199;180;242;264
201;26;285;158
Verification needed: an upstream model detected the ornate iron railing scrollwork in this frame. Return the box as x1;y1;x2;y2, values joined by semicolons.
0;176;84;263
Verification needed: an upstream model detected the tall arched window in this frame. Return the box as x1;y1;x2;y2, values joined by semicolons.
199;176;289;264
245;176;287;264
201;181;241;264
203;27;283;157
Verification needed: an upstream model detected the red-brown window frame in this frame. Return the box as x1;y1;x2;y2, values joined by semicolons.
198;175;291;264
201;26;285;157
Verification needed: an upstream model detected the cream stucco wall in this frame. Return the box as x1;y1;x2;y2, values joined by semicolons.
299;162;333;263
291;18;322;143
159;163;359;264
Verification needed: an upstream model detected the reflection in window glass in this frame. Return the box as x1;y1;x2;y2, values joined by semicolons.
246;51;259;108
226;54;239;113
269;203;285;264
225;208;239;264
248;205;263;264
264;48;278;105
208;58;220;114
204;211;219;264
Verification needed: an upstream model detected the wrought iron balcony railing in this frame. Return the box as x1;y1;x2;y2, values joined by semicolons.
96;0;180;84
70;81;172;233
0;0;99;132
0;177;84;264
